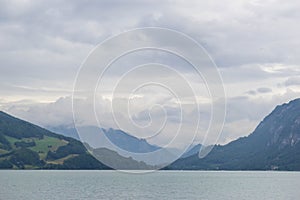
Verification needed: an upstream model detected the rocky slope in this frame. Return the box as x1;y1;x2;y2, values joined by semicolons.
168;99;300;171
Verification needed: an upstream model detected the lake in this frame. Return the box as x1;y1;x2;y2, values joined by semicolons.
0;170;299;200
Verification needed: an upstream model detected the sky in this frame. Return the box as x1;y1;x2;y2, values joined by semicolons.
1;0;300;147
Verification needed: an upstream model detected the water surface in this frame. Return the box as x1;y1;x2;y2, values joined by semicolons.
0;170;299;200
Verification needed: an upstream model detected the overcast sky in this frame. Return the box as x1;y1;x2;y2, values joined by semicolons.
1;0;300;146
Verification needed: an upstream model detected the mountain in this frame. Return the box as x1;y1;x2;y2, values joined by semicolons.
91;148;152;170
48;125;80;140
48;126;160;153
104;128;160;153
168;99;300;171
0;111;150;169
48;126;189;165
181;144;202;158
48;125;169;165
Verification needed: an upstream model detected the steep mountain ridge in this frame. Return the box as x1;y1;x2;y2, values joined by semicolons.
168;99;300;170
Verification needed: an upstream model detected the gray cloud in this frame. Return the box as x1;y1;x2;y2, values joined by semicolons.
246;87;273;96
1;0;300;146
247;90;257;96
285;76;300;86
257;87;272;94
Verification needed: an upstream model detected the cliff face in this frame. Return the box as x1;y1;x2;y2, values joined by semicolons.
169;99;300;171
253;99;300;148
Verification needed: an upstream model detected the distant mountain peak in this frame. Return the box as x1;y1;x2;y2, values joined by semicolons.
48;125;160;154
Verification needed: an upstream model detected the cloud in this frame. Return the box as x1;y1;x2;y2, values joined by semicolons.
246;87;273;96
1;0;300;146
285;76;300;87
247;90;257;96
136;0;300;67
257;87;272;94
3;87;300;146
2;96;74;128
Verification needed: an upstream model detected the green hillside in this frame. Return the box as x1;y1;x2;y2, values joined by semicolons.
0;111;153;170
0;111;109;169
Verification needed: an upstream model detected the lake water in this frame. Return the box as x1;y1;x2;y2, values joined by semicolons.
0;170;299;200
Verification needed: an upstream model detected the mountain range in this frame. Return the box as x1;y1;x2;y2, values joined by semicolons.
1;98;300;170
48;125;170;165
49;126;160;153
0;111;149;169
